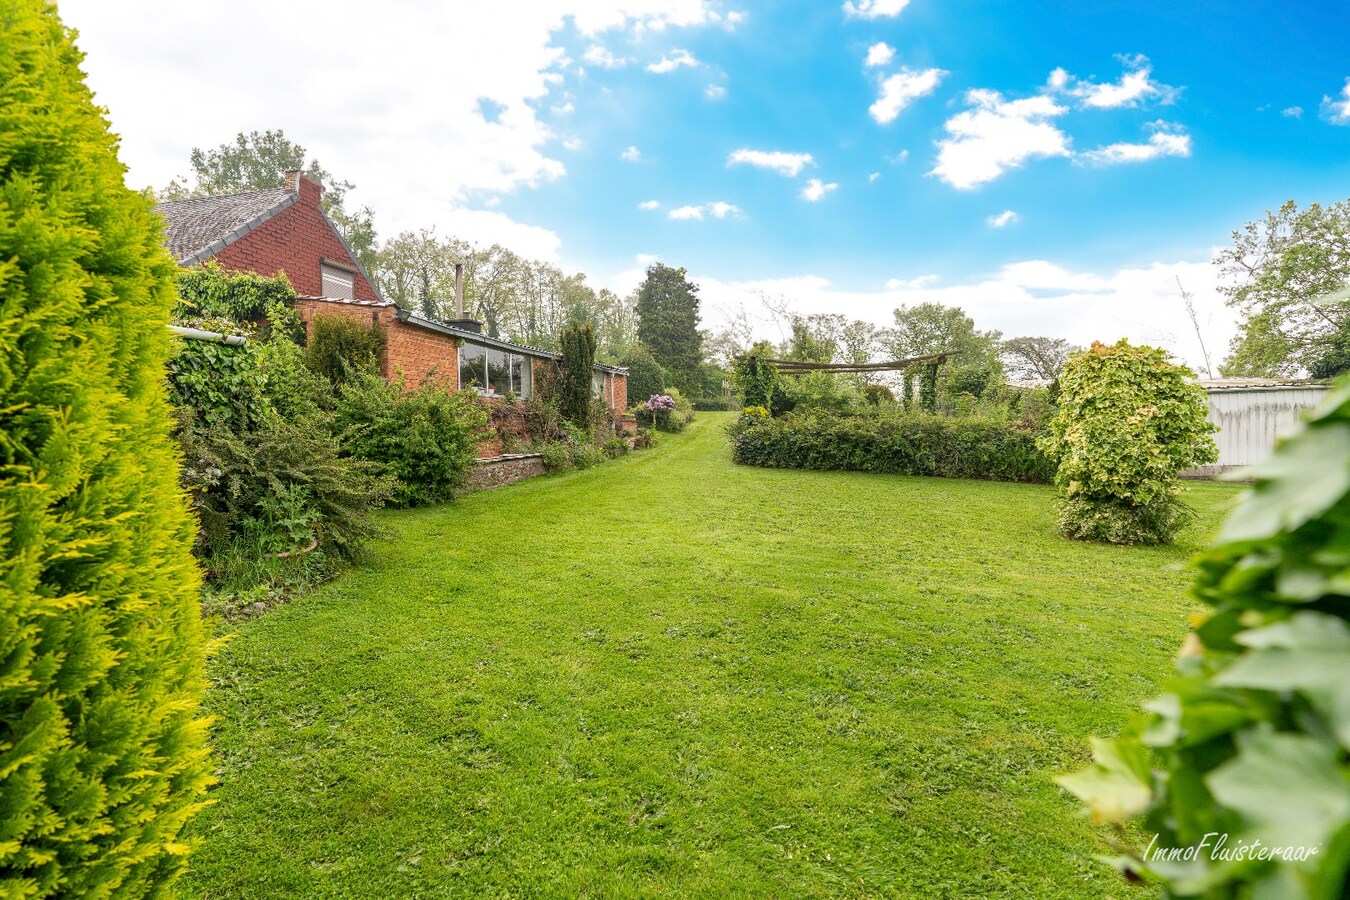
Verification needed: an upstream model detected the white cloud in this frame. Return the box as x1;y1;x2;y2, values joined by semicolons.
727;148;815;177
59;0;737;256
868;171;881;182
987;209;1019;228
1081;123;1191;165
438;207;563;261
621;145;642;162
638;199;661;210
668;205;705;220
1055;54;1180;109
668;201;741;221
1321;78;1350;125
583;45;630;69
869;67;947;124
893;149;910;163
801;178;838;202
931;90;1071;189
706;84;727;100
647;49;698;73
864;42;896;68
551;101;574;115
843;0;910;19
885;274;939;289
1282;106;1304;119
650;257;1234;375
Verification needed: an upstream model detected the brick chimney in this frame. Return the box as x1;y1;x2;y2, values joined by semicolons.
284;170;323;207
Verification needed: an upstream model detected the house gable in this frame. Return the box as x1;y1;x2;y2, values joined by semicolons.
156;172;382;302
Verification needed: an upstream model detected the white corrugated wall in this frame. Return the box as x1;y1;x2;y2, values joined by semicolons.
1206;387;1328;468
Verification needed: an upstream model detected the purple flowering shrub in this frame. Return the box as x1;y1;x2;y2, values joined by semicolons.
644;394;677;413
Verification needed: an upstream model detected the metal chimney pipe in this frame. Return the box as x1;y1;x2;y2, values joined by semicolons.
454;262;465;318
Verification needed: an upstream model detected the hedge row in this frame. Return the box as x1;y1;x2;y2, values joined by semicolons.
731;413;1055;483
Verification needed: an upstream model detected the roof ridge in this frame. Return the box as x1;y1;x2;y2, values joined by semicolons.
156;185;293;206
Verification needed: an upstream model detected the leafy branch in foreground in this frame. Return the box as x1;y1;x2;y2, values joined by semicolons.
1059;379;1350;898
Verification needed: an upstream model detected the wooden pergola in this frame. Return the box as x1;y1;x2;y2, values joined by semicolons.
745;350;953;375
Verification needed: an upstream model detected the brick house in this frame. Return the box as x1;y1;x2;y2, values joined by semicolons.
157;172;631;443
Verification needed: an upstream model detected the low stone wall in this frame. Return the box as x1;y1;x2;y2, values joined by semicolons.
467;453;546;492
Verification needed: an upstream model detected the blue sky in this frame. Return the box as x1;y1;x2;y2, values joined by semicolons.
64;0;1350;364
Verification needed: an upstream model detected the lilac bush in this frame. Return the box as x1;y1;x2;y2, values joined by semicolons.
644;394;677;413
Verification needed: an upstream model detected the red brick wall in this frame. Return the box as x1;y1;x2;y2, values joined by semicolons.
212;174;379;301
384;321;460;390
613;372;628;412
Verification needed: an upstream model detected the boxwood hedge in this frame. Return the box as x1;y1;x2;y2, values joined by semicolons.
731;412;1055;483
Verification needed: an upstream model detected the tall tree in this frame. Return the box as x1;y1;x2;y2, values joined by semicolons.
1;4;211;893
1000;336;1078;384
1218;198;1350;377
371;228;464;318
636;263;703;393
162;129;378;270
881;302;1001;364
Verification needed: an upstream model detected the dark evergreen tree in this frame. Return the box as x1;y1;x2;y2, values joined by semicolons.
635;263;703;394
559;322;597;426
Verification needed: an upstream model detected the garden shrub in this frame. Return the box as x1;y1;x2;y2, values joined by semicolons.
636;388;695;432
731;412;1054;482
1059;378;1350;897
620;344;669;408
334;375;489;506
1039;340;1217;545
0;5;211;894
787;372;863;415
304;313;384;385
863;383;895;406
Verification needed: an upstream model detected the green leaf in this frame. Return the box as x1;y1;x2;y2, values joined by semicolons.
1206;726;1350;852
1214;613;1350;749
1056;737;1153;823
1217;424;1350;545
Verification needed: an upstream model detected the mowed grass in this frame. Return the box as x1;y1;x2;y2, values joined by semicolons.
184;413;1240;898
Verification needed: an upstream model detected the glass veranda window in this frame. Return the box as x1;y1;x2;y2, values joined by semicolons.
459;343;485;390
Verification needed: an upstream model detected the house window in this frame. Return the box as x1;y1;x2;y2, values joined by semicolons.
486;349;510;395
459;342;532;399
320;261;355;299
459;342;485;390
511;355;531;399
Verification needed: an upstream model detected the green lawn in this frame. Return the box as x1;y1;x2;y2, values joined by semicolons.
184;413;1240;898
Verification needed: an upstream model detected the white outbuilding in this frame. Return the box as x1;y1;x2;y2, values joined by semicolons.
1184;378;1330;478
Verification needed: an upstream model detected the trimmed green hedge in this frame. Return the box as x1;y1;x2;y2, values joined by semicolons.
1;4;211;895
731;413;1055;483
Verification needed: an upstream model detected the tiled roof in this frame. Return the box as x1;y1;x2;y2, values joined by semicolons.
156;188;294;264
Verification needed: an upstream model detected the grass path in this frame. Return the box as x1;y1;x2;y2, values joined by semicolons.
185;414;1239;897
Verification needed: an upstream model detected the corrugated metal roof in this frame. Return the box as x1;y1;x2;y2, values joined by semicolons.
1198;377;1328;391
297;294;396;308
